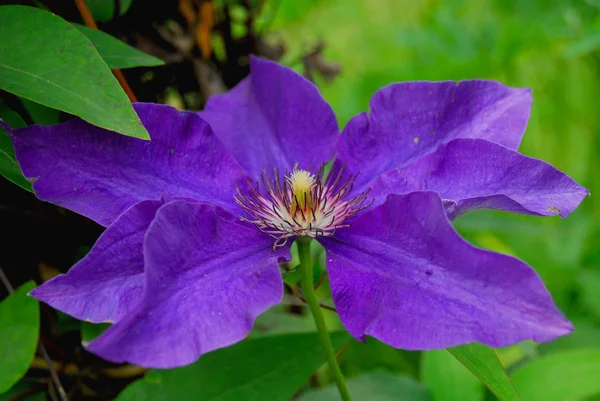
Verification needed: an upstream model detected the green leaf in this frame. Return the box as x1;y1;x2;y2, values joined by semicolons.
85;0;135;22
297;371;431;401
510;349;600;401
0;6;149;140
80;321;110;344
448;343;520;401
0;381;45;401
116;331;350;401
0;281;40;393
421;350;483;401
0;100;32;191
74;24;164;69
282;267;302;286
251;305;316;337
20;98;60;125
342;338;420;379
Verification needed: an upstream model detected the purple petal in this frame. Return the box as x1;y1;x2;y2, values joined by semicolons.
200;56;339;179
87;200;287;368
30;198;165;323
321;192;572;350
368;138;589;219
337;80;532;190
11;103;246;227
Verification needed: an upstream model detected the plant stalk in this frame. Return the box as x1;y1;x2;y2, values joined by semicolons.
296;237;352;401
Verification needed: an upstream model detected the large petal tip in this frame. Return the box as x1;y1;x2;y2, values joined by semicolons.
338;80;534;192
367;138;589;220
323;191;573;351
10;103;245;227
201;56;338;180
28;282;56;302
84;201;286;368
27;199;167;324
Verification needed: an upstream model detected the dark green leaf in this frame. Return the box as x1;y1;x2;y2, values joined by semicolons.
0;100;32;191
80;321;110;343
0;101;26;130
511;349;600;401
116;331;350;401
75;24;164;69
448;343;520;401
297;371;431;401
422;350;483;401
20;98;60;125
0;381;45;401
251;305;315;337
0;6;149;140
0;281;40;393
342;338;420;379
85;0;134;22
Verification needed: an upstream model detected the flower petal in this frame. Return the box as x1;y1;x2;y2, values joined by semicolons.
86;200;287;368
368;138;589;219
321;192;572;350
337;80;532;190
10;103;246;227
200;56;339;179
30;198;165;324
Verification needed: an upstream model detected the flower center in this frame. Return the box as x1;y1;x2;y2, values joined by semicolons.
288;169;315;214
235;164;371;248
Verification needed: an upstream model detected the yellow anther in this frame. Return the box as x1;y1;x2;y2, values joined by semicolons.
287;169;315;214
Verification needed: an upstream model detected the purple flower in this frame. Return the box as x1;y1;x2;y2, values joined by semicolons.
7;57;588;368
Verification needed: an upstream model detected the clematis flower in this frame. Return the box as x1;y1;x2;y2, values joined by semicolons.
6;57;588;368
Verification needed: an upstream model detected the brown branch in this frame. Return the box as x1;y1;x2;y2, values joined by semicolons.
30;356;147;379
74;0;138;102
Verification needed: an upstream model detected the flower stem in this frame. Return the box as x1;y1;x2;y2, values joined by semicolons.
296;237;352;401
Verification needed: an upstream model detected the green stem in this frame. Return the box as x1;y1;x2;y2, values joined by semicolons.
297;237;352;401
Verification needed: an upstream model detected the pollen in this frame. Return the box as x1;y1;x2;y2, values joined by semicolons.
287;169;315;213
235;164;371;249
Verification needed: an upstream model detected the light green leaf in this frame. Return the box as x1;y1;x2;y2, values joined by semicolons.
75;24;164;69
539;320;600;355
297;371;431;401
422;350;483;401
0;281;40;393
0;100;32;191
511;349;600;401
0;6;149;140
448;343;520;401
116;331;350;401
282;267;302;286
